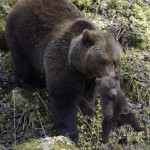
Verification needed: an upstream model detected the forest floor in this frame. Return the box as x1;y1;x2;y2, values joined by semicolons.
0;0;150;149
0;49;149;150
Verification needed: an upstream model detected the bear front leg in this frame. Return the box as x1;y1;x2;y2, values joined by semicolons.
47;75;84;143
51;95;78;142
101;100;114;121
79;78;97;116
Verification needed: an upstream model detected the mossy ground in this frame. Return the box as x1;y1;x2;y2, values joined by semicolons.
0;0;150;149
13;136;78;150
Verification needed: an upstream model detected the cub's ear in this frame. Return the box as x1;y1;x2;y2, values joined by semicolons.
82;29;93;44
95;78;102;84
113;75;120;81
107;26;117;40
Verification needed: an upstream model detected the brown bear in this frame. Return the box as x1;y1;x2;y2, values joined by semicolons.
5;0;122;142
96;76;145;142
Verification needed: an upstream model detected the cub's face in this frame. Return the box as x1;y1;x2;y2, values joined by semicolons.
96;76;120;98
82;28;122;78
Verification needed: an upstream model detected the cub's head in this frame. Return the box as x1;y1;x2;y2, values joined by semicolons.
69;27;122;78
96;75;120;98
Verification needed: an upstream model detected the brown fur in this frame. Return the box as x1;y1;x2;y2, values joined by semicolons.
5;0;122;142
96;76;144;142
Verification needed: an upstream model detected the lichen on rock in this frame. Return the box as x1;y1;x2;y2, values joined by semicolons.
14;136;78;150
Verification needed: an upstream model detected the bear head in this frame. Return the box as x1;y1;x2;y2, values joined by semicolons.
96;75;120;98
69;27;122;78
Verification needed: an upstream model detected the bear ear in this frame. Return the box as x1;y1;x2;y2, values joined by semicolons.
95;78;102;84
107;26;117;40
113;75;120;81
82;29;93;43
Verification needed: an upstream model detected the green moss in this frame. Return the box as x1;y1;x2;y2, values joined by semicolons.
52;136;78;150
14;136;78;150
117;51;149;102
0;0;18;51
14;139;42;150
0;0;17;30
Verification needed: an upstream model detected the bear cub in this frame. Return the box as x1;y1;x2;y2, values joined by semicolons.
96;76;144;142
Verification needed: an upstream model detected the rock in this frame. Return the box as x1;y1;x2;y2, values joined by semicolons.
13;136;78;150
131;103;142;109
6;87;33;108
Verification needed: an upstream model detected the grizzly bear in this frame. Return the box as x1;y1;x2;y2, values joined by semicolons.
96;76;145;142
5;0;122;142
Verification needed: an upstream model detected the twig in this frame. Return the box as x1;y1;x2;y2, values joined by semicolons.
36;109;46;136
117;28;126;41
13;91;17;146
36;92;52;116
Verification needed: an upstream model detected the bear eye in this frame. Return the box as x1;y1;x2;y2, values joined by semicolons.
99;60;106;65
102;60;106;64
98;61;103;65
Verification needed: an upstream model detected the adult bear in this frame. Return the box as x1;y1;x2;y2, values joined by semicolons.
5;0;122;142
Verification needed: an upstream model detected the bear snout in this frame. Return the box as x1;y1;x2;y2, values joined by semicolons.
109;89;117;98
